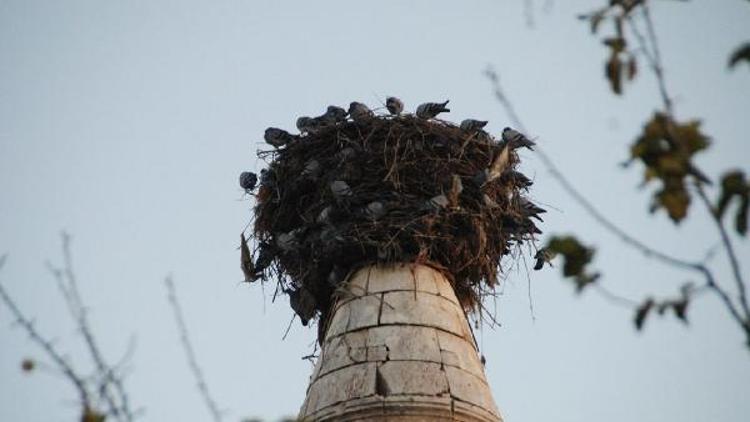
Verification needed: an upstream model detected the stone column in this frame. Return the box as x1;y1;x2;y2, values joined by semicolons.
298;264;502;421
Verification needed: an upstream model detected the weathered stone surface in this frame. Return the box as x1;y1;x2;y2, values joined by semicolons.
303;362;377;416
317;331;367;378
444;366;499;417
365;264;442;295
377;361;449;396
380;290;466;336
436;330;484;378
367;325;442;363
325;293;381;338
299;264;501;421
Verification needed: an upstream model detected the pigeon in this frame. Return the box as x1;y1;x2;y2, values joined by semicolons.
386;97;404;115
348;102;374;123
264;127;295;147
502;127;536;150
321;105;348;125
253;241;275;275
288;287;317;326
520;197;546;221
507;170;533;188
239;171;257;191
330;180;353;197
533;248;557;270
365;201;385;220
316;205;333;224
427;194;449;209
460;119;488;132
416;100;450;119
301;159;321;178
296;116;322;134
240;233;256;283
447;175;463;208
276;230;300;253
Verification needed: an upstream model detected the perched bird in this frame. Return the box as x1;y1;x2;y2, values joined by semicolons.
507;170;533;188
533;248;557;270
447;175;463;208
520;197;546;221
348;102;374;123
301;159;321;179
238;171;257;192
460;119;488;132
416;100;450;119
264;127;295;147
288;287;317;326
427;194;449;209
321;105;348;125
502;127;536;150
330;180;353;197
296;116;322;134
316;205;333;224
253;241;275;275
386;97;404;115
275;230;299;253
239;233;256;283
365;201;385;220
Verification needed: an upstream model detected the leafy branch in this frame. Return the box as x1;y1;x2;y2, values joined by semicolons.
485;0;750;346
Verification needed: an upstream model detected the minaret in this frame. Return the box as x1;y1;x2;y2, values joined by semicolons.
298;264;502;421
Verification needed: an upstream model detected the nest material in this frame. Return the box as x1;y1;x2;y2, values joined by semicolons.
248;112;543;337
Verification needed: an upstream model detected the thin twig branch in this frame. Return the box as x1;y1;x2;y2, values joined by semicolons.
50;233;134;421
0;254;93;411
485;66;750;346
694;184;749;320
164;276;223;422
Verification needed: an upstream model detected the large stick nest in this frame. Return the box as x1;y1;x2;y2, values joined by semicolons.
243;105;543;339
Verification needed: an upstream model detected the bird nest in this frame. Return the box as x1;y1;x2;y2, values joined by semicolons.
242;102;543;340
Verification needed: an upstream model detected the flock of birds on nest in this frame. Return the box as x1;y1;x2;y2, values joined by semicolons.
237;97;550;328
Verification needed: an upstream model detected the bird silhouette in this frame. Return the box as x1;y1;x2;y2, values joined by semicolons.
460;119;488;132
416;100;450;119
386;97;404;115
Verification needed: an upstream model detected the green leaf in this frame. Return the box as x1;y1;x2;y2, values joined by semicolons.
728;42;750;69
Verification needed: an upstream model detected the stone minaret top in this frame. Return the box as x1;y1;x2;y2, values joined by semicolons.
298;264;502;421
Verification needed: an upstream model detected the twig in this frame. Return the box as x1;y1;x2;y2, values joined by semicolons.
51;233;134;421
0;254;93;411
485;67;750;346
164;276;223;422
486;67;700;272
694;183;749;320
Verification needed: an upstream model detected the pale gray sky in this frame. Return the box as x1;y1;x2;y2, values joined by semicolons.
1;1;749;421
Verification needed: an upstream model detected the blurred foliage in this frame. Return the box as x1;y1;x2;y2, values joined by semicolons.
728;43;750;70
627;112;711;223
544;236;600;292
634;283;693;330
81;408;106;422
716;170;750;236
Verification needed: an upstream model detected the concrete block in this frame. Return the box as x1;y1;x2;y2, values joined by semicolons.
380;291;466;336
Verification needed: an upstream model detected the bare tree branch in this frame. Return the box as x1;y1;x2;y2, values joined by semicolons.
484;66;750;346
164;276;224;422
695;183;749;320
48;233;134;421
0;254;93;412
